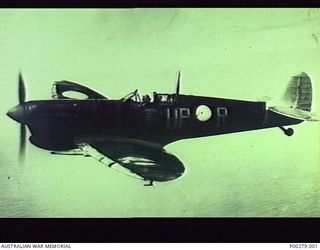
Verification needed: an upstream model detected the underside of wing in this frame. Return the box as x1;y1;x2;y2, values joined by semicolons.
76;136;185;183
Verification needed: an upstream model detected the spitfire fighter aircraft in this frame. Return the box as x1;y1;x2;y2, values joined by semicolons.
7;72;317;185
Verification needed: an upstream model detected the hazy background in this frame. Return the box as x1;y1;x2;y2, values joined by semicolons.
0;9;319;217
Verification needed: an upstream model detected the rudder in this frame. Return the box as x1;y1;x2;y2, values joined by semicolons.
283;72;313;112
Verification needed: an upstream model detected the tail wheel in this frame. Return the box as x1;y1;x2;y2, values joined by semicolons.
285;128;294;136
279;126;294;136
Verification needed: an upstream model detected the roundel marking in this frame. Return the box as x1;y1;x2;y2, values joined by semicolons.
195;105;212;122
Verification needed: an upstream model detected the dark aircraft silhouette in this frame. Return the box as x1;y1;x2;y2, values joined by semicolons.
7;72;317;185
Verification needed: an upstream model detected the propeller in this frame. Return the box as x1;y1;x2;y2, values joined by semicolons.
19;124;26;161
18;72;26;104
18;72;26;161
175;71;181;95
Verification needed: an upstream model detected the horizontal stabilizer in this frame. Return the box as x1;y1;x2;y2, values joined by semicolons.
269;106;318;121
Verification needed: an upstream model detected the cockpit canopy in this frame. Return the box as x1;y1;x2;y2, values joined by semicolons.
154;93;175;104
120;89;141;102
121;90;175;104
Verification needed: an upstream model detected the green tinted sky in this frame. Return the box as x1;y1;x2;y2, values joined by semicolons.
0;9;319;217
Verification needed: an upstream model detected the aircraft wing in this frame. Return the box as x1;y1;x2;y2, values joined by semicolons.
75;136;185;183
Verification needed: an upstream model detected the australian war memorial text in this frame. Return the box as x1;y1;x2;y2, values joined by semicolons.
1;244;71;249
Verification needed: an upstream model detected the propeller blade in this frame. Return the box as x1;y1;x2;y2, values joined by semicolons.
18;72;26;104
19;124;26;162
176;71;181;95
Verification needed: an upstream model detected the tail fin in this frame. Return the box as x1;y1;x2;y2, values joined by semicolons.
269;72;317;121
283;72;313;111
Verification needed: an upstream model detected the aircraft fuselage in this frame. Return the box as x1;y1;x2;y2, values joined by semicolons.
8;94;302;151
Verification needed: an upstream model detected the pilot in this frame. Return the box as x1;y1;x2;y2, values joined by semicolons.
142;94;151;103
153;92;158;102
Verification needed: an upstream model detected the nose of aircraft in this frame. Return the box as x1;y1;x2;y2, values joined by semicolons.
7;104;25;123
